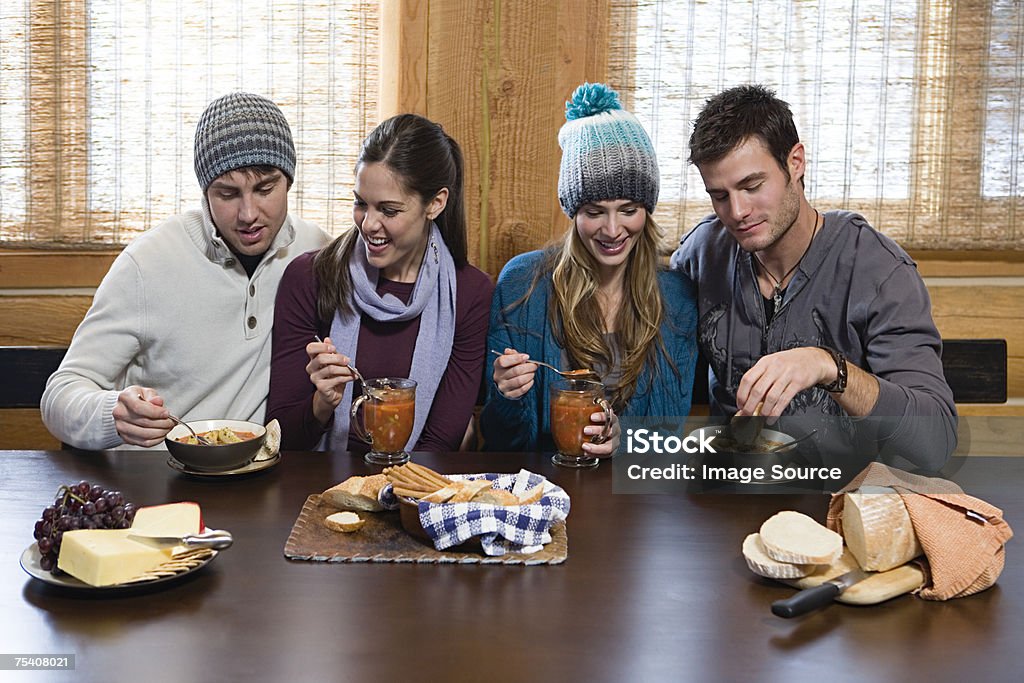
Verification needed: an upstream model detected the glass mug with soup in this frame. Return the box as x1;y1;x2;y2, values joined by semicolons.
550;379;613;469
349;378;417;465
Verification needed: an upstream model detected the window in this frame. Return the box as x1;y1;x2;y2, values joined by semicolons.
0;0;377;246
610;0;1023;250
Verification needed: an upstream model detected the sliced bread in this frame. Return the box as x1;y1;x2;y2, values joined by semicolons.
759;510;843;565
324;511;365;533
742;533;816;579
322;474;387;512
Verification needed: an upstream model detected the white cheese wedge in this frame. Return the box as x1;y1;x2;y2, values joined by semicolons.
759;510;843;565
742;533;817;579
131;502;203;536
842;486;922;571
57;529;172;587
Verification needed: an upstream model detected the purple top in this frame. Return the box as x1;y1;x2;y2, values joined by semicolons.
268;250;494;452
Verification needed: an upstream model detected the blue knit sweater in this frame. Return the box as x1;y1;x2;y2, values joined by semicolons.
480;250;699;452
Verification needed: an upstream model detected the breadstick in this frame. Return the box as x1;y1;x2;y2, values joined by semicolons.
406;462;452;487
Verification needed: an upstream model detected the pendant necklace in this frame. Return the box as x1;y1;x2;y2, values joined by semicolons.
754;209;820;313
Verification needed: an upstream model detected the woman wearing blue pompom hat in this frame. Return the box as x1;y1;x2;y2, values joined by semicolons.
481;82;699;459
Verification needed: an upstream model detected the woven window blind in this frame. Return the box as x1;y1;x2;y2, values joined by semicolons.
0;0;377;247
609;0;1023;250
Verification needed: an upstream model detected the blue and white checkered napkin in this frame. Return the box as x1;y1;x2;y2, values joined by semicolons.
396;470;570;556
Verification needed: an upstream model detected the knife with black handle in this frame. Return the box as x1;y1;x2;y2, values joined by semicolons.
771;569;869;618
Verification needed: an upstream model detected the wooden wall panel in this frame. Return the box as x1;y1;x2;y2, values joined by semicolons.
421;0;611;277
0;251;116;288
0;410;61;450
929;285;1023;398
0;296;91;345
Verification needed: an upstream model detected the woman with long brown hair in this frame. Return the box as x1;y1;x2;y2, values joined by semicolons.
268;114;493;453
482;83;698;457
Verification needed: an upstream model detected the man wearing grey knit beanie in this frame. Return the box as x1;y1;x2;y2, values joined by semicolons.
42;92;329;450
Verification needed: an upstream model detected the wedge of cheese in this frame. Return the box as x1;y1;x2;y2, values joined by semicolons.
57;502;205;587
759;510;843;565
842;486;922;571
742;533;817;579
57;529;172;587
131;502;203;535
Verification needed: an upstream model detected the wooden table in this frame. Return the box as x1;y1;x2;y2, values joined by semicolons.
1;450;1020;682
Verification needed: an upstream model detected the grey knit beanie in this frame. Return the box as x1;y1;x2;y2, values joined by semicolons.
557;82;659;218
194;92;296;191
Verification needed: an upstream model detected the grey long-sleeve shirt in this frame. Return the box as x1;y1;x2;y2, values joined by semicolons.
670;210;957;471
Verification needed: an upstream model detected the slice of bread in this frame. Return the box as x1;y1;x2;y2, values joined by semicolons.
741;533;816;579
324;511;364;532
516;483;545;505
322;474;387;512
759;510;843;565
450;479;495;503
472;489;520;506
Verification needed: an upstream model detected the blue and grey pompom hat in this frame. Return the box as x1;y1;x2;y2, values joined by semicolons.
193;92;296;191
557;82;659;218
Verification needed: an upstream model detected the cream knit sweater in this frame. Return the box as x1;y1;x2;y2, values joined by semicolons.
41;207;328;449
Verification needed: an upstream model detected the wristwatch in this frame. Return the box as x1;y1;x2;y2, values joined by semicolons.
817;347;848;394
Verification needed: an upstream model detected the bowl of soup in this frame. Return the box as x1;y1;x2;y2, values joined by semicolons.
165;419;267;472
687;424;799;470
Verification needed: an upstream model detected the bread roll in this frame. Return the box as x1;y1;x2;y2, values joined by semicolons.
759;510;843;565
742;533;816;579
324;511;364;533
322;474;387;512
842;486;922;571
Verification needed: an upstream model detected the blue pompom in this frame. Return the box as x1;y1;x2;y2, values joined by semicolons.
564;82;622;121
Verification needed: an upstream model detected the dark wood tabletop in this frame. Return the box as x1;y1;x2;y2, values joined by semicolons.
1;450;1020;682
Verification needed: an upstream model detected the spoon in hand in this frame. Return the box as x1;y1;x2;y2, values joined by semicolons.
314;336;379;399
136;393;212;445
730;401;765;447
490;349;601;382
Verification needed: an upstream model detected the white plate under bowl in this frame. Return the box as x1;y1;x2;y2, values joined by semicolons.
167;449;280;477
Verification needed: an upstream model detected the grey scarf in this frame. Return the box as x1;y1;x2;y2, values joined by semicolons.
326;223;457;451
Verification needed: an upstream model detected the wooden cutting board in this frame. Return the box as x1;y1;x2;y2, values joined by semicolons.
781;549;926;605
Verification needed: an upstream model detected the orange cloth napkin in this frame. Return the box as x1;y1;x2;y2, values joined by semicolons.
827;462;1013;600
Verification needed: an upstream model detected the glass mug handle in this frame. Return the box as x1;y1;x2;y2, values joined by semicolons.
590;397;613;445
349;394;372;445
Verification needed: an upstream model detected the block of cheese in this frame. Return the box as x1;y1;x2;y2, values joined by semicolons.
842;486;922;571
131;502;203;536
57;529;172;587
759;510;843;565
742;533;817;579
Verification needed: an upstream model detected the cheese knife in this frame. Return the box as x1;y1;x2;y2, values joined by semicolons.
128;529;234;550
771;569;870;618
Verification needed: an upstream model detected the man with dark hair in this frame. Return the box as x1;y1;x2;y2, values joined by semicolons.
671;84;956;470
42;92;329;449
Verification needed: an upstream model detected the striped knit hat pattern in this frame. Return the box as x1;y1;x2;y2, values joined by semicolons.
193;92;296;191
557;82;659;218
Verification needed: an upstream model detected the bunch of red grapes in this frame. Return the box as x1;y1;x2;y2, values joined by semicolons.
32;481;138;574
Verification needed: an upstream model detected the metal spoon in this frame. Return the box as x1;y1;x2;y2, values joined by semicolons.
137;393;212;445
764;429;818;453
167;414;213;445
489;350;601;382
314;336;381;399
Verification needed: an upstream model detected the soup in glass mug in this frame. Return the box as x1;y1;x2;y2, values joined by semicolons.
350;378;417;465
549;378;611;468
